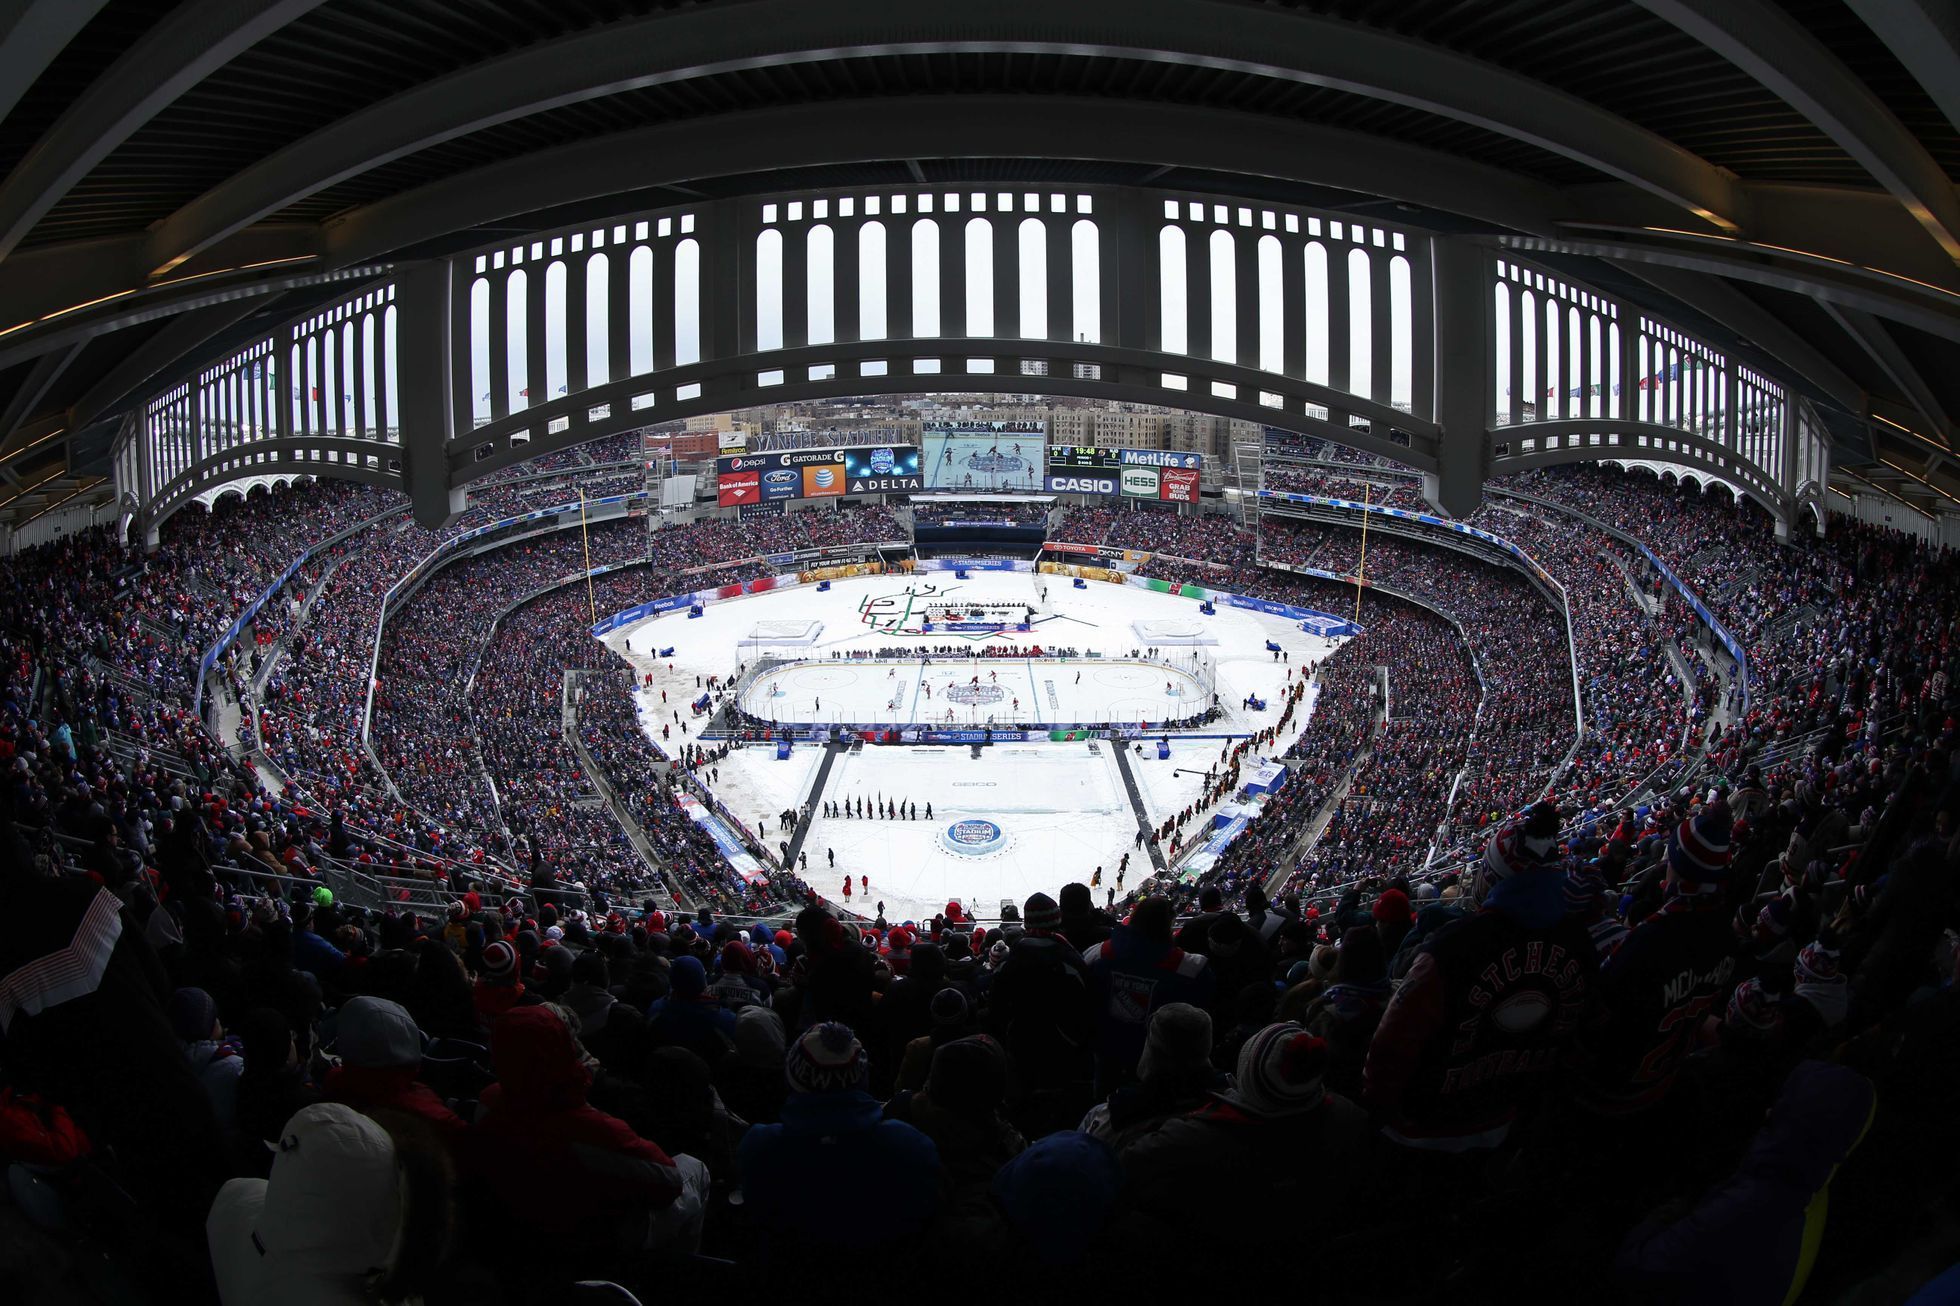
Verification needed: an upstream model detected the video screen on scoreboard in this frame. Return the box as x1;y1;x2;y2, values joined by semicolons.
923;425;1046;492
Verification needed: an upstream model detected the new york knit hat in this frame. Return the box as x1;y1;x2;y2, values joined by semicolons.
1137;1002;1213;1082
785;1022;868;1095
1230;1022;1330;1116
480;939;518;979
1667;800;1733;883
1023;892;1062;933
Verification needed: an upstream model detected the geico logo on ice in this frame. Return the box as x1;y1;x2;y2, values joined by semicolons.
1046;475;1116;493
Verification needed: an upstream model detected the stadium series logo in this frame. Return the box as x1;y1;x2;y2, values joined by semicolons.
947;819;1003;845
946;683;1006;706
941;818;1007;856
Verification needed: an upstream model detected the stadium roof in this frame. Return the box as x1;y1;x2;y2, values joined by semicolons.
1;0;1957;526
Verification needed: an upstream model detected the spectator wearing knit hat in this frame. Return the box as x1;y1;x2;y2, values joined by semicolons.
1573;801;1741;1117
1121;1023;1368;1238
471;938;526;1028
1080;1002;1226;1153
737;1023;940;1263
1364;803;1598;1152
884;1034;1026;1240
986;892;1093;1132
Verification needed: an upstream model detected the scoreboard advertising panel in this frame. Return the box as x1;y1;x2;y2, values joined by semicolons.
1046;446;1202;502
716;446;921;506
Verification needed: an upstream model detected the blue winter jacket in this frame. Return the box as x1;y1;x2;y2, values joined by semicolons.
738;1090;940;1250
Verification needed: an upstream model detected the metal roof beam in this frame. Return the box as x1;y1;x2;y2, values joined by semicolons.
329;95;1560;261
1845;0;1960;139
0;0;326;264
0;337;78;453
1498;231;1960;345
146;0;1740;272
0;0;108;129
69;296;273;428
1614;262;1864;412
1819;301;1956;454
1636;0;1960;264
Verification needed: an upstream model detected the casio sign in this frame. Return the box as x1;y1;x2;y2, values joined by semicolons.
1047;475;1116;494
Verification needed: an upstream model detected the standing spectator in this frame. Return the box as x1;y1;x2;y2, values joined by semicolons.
1364;804;1598;1153
1083;897;1216;1092
1122;1024;1369;1234
1573;802;1739;1118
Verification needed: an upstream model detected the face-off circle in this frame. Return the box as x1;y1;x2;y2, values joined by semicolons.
942;819;1008;856
945;683;1007;706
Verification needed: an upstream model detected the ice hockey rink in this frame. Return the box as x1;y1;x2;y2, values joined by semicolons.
604;571;1343;919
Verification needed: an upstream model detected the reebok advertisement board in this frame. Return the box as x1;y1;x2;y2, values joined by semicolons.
716;446;919;505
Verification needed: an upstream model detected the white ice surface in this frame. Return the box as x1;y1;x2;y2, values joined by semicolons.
603;573;1345;913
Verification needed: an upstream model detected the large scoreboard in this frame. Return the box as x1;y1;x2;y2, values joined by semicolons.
1045;446;1202;502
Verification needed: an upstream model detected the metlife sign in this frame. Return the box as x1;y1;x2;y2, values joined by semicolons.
1120;466;1161;498
1119;449;1204;470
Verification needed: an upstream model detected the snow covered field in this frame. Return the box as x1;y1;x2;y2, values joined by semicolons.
602;572;1345;916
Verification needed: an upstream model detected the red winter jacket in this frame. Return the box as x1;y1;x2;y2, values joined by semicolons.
470;1007;681;1244
323;1064;466;1142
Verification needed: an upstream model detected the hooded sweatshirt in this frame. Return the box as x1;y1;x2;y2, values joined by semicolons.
470;1006;682;1249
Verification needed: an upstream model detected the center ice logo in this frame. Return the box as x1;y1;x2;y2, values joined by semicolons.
943;819;1005;855
946;683;1006;706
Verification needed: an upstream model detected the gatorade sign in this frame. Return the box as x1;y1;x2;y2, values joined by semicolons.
1120;466;1160;498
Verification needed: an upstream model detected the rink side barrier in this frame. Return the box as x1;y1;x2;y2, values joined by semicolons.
1035;556;1363;639
589;554;909;638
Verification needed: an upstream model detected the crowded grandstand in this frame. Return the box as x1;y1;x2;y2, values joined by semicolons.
1;437;1954;1302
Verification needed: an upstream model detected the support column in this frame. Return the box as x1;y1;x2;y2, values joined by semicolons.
938;208;965;348
1423;237;1489;519
781;222;809;351
395;260;464;529
834;220;861;345
1235;229;1260;373
1109;192;1155;357
1045;215;1071;345
993;212;1018;344
887;214;913;343
1185;222;1210;366
565;249;589;395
